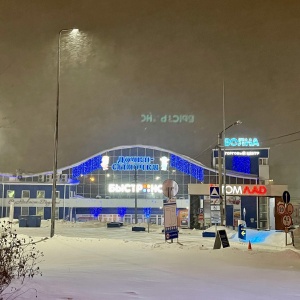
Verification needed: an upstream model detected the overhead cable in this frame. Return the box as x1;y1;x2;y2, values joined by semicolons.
261;130;300;142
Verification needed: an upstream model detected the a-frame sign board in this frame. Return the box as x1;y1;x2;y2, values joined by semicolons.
213;230;230;249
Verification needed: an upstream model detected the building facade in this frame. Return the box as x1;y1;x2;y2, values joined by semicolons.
0;144;289;230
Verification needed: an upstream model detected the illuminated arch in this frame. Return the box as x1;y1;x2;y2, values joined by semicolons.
18;144;257;181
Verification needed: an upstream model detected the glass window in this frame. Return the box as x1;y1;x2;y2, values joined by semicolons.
209;176;217;184
130;148;138;156
51;191;60;199
259;158;269;165
237;177;243;184
21;207;29;216
37;190;45;198
215;157;224;166
30;207;37;215
22;190;30;198
36;207;44;218
7;190;15;198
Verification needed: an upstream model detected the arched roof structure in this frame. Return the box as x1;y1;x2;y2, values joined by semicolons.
15;145;257;180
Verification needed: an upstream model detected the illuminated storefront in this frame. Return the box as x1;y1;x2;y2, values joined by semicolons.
0;145;287;229
189;184;287;230
212;137;269;179
207;137;287;230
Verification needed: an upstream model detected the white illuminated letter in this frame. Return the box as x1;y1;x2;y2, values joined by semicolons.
226;186;233;194
233;186;243;195
124;184;131;193
108;184;115;193
158;184;162;193
136;184;143;192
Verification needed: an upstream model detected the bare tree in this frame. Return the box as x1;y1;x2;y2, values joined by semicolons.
0;221;44;299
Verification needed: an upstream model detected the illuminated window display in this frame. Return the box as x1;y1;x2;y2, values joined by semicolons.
0;145;268;228
68;147;257;200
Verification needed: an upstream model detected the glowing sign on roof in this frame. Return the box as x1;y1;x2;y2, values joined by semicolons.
224;138;260;147
111;156;159;171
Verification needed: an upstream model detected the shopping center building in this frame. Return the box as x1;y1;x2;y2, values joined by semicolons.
0;142;289;230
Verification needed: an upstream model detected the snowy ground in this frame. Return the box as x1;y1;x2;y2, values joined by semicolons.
2;219;300;300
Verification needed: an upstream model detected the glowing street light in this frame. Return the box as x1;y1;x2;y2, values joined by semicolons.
71;28;79;34
50;28;79;238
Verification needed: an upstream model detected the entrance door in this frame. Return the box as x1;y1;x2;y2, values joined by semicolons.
189;195;200;229
225;205;234;227
241;196;257;228
275;196;285;230
269;198;275;230
258;197;269;230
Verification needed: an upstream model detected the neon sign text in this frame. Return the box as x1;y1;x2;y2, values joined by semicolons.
111;156;159;171
222;185;267;195
108;184;162;194
224;138;260;147
141;114;194;123
225;151;260;156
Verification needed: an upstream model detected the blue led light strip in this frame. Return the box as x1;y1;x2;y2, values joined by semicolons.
117;207;127;218
90;207;102;218
232;156;251;174
72;155;102;178
170;154;204;182
143;207;152;218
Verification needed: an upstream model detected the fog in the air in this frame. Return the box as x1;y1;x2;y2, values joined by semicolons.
0;0;299;198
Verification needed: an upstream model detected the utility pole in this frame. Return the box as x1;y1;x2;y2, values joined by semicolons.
217;120;242;227
218;132;224;226
50;28;79;238
134;167;138;224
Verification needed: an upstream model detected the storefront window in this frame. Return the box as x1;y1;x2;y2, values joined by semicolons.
22;190;30;199
37;191;45;198
36;207;44;218
7;190;15;198
70;146;254;200
21;207;29;216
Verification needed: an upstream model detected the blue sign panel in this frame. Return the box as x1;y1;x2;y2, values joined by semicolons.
164;202;178;241
210;186;220;199
165;227;179;240
238;224;246;241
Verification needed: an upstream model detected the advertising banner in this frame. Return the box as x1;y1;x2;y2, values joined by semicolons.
164;202;178;240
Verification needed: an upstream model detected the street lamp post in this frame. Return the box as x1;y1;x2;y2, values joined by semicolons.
217;120;242;226
50;28;78;238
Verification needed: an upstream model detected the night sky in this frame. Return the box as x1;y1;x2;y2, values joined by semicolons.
0;1;299;198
